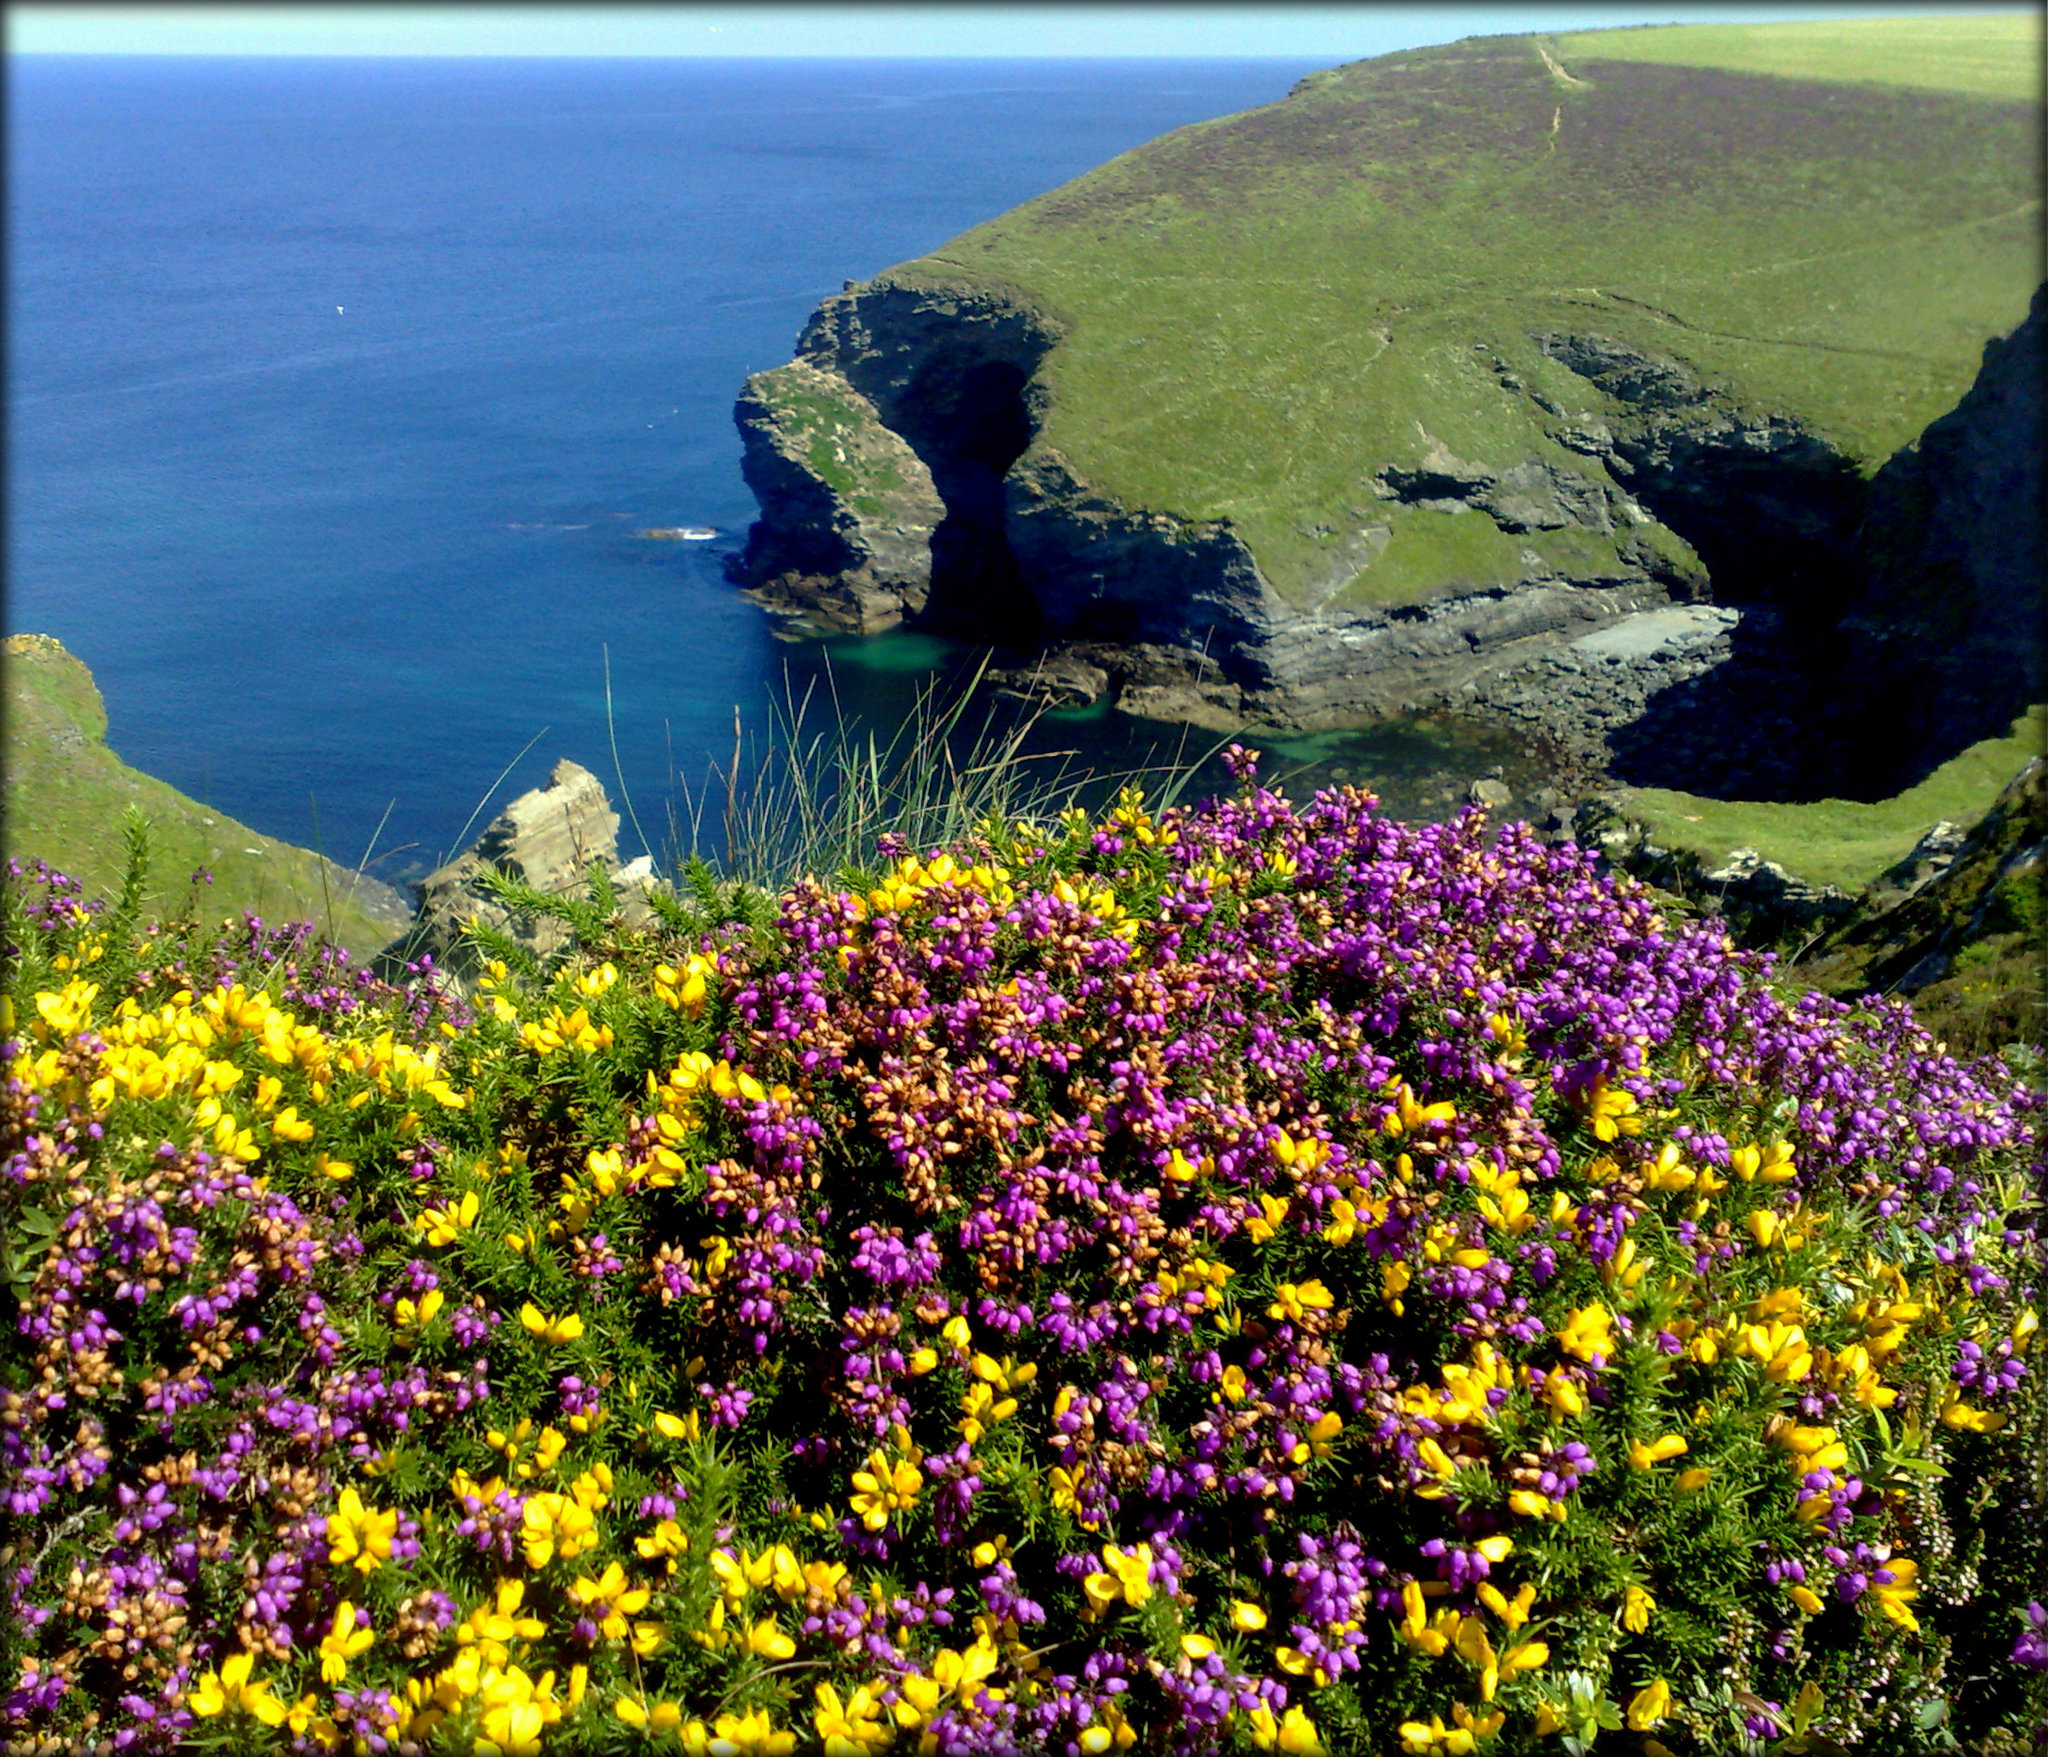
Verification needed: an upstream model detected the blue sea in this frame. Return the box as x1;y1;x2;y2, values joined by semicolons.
9;55;1538;887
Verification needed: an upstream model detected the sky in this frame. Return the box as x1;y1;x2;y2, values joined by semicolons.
9;2;2031;59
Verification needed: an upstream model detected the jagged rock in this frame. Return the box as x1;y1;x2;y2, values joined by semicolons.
1687;843;1851;925
731;359;946;635
987;638;1245;729
377;759;661;990
986;647;1111;710
1571;803;1858;937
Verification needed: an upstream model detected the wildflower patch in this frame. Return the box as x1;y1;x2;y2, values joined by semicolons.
1;755;2042;1752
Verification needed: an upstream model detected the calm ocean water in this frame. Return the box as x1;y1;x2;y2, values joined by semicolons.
9;55;1538;886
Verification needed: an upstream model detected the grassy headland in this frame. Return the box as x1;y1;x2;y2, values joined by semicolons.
879;16;2037;605
3;634;408;958
1551;13;2039;100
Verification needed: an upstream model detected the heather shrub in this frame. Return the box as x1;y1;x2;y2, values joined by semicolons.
2;754;2042;1756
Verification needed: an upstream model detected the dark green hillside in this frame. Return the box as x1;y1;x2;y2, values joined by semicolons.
2;634;409;957
888;17;2034;607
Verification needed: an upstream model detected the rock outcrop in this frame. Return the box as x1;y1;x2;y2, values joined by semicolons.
735;273;2044;804
377;760;660;990
1567;794;1860;940
1808;756;2047;996
732;282;1057;639
734;361;946;635
733;281;1884;767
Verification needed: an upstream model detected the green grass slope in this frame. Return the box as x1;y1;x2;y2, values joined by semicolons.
1611;706;2046;893
3;634;410;959
887;15;2038;604
1552;14;2039;100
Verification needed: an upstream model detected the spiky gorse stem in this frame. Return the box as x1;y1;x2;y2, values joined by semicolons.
0;756;2042;1755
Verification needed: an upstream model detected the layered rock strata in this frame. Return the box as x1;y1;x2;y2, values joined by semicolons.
377;759;660;990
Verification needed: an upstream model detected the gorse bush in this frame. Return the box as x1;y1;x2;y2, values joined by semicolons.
2;752;2043;1756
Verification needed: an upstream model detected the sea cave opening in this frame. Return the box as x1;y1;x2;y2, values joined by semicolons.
886;355;1040;642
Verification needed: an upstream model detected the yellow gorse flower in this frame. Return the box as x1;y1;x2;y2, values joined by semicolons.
1730;1140;1798;1182
1267;1279;1335;1323
326;1487;398;1573
814;1680;893;1755
1627;1433;1688;1470
318;1601;375;1684
1081;1542;1153;1616
1249;1702;1329;1754
393;1288;444;1334
653;951;719;1014
521;1491;600;1568
615;1693;685;1733
849;1449;922;1532
570;1560;653;1641
455;1580;546;1666
1382;1083;1458;1137
1867;1555;1921;1632
1556;1303;1616;1363
892;1636;1001;1729
520;1303;585;1346
1626;1678;1673;1730
186;1650;288;1725
1622;1583;1655;1633
1582;1077;1641;1141
520;1004;614;1057
417;1190;480;1245
1244;1192;1292;1244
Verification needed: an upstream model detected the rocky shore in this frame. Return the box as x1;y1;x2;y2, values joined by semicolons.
375;758;661;993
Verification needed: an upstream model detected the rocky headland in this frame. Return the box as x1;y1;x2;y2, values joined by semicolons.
729;23;2040;808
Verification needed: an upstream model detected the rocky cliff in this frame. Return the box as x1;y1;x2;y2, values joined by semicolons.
1839;282;2047;794
734;279;1742;735
729;20;2039;800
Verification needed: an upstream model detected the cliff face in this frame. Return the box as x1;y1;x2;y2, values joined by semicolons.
735;360;945;635
728;22;2038;792
734;283;1056;638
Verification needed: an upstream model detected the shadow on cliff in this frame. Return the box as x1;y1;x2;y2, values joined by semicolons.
899;357;1040;641
1603;284;2044;803
1603;606;1860;799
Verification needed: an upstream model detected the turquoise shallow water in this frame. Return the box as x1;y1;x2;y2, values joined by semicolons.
770;630;1546;830
9;55;1537;886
